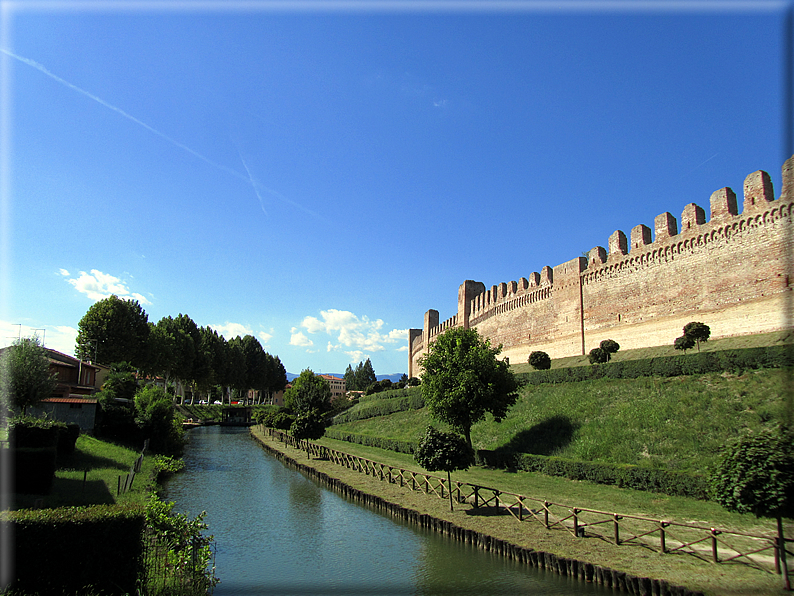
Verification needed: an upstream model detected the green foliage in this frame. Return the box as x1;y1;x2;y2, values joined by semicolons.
283;369;332;414
407;376;421;387
324;428;418;455
518;345;794;385
345;358;377;391
683;321;711;351
674;335;696;353
414;426;474;473
290;409;327;456
710;426;794;518
478;450;709;499
144;494;218;593
7;503;147;595
254;407;295;430
332;389;425;424
134;385;185;455
419;326;518;449
0;336;57;414
588;347;608;364
528;351;551;370
100;362;139;401
364;378;393;395
75;295;150;368
599;339;620;360
153;454;185;477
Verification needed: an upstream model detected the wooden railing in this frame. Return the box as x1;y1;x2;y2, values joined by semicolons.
262;427;792;584
118;439;149;496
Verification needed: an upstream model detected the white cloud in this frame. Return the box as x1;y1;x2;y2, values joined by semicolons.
297;310;408;357
258;329;273;345
210;322;253;340
289;329;313;347
64;269;151;305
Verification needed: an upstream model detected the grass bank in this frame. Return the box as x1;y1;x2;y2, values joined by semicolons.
10;435;158;510
252;427;790;596
331;367;789;475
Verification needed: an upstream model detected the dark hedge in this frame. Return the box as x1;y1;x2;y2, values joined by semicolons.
4;504;146;595
517;345;794;386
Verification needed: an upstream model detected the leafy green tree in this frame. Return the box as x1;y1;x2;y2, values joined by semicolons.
674;334;695;353
0;336;57;415
355;359;377;391
599;339;620;361
588;347;608;364
528;351;551;370
683;322;711;352
134;385;184;455
75;295;150;368
711;427;794;518
100;362;139;401
344;364;356;391
414;426;475;511
418;326;518;450
152;314;200;402
283;369;332;415
290;408;327;458
710;426;793;590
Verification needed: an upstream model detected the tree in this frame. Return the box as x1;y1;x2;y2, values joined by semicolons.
290;408;327;459
528;351;551;370
588;347;608;364
710;426;794;590
0;336;56;415
599;339;620;361
674;335;695;353
75;295;150;368
414;426;474;511
343;364;356;391
418;326;518;450
134;385;184;455
283;369;332;415
355;359;377;391
683;322;711;352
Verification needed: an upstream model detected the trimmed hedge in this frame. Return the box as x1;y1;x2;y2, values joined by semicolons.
331;392;425;425
4;504;146;595
324;428;417;455
478;450;709;500
517;345;794;386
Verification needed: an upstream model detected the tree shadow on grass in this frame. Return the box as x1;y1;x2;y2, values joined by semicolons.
496;415;579;456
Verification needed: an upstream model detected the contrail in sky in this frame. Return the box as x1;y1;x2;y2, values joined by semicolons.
238;150;268;216
0;48;247;182
1;47;320;218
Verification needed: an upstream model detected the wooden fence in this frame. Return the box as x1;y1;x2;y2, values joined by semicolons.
117;439;149;496
264;427;792;587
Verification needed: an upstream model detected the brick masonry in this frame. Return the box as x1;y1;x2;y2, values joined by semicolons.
409;156;794;377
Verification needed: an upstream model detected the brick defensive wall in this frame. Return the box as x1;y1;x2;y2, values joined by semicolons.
409;156;794;378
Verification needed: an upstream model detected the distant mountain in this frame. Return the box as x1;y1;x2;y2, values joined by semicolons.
284;372;406;383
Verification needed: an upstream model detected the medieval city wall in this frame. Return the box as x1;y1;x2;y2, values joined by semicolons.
409;157;793;378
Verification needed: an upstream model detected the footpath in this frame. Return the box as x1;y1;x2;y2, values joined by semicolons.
250;427;790;596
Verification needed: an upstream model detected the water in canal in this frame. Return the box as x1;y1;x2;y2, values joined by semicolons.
164;426;614;595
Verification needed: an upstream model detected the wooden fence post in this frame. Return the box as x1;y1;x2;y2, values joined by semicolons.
711;528;720;563
659;522;667;553
614;514;621;545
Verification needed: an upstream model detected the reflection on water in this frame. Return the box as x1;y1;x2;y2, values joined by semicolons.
165;426;613;596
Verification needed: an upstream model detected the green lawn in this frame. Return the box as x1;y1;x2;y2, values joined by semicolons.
332;367;789;474
11;435;158;509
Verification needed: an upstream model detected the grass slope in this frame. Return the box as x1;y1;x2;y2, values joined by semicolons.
12;435;157;510
332;368;790;475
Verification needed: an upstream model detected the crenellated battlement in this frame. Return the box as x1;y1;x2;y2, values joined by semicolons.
408;156;794;378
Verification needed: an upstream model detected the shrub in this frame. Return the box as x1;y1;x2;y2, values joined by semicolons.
674;335;695;353
710;426;794;518
528;351;551;370
599;339;620;361
588;347;608;364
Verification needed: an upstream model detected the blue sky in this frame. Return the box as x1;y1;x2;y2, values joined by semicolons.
1;1;790;376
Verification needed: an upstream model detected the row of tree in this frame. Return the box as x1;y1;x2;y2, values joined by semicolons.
75;295;287;403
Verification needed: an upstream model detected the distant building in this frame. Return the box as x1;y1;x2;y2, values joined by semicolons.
319;374;346;400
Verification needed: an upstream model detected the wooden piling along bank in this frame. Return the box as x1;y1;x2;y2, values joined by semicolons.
252;432;706;596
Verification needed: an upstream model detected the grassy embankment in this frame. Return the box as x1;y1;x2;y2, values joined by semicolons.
9;435;159;510
270;330;794;595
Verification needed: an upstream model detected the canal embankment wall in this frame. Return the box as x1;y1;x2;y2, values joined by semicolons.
250;429;707;596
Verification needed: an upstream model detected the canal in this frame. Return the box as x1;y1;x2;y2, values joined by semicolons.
165;426;615;595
